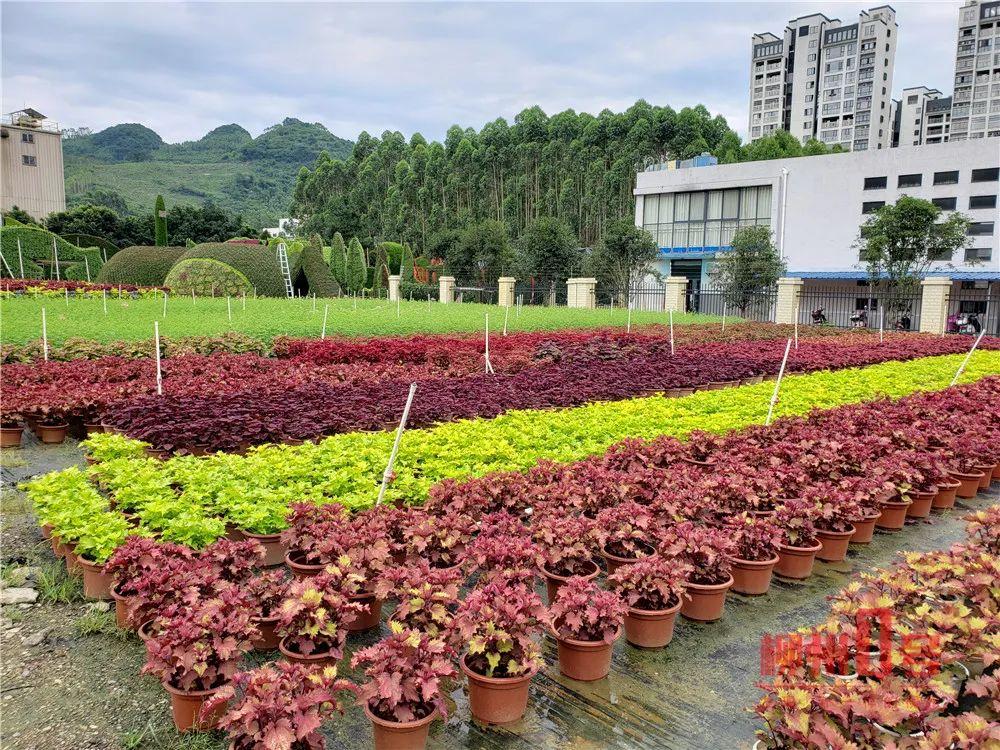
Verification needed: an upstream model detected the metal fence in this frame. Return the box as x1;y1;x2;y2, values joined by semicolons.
688;287;777;323
513;278;566;306
947;284;999;335
453;282;497;305
628;281;668;311
797;286;922;332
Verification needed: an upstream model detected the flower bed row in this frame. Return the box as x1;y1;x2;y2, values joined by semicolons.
0;279;167;298
31;353;1000;559
26;376;999;747
753;510;1000;747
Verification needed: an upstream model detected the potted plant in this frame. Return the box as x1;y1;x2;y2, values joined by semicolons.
142;587;257;732
466;512;541;587
105;536;194;629
810;491;861;563
725;513;782;596
877;459;919;530
595;501;656;574
375;560;464;643
275;571;364;667
658;521;735;622
607;554;689;648
280;502;347;577
365;503;413;565
35;411;70;444
200;537;265;583
549;576;626;681
404;508;476;571
681;431;723;469
451;576;546;724
319;515;394;631
229;501;289;567
352;623;457;750
246;568;290;650
202;660;356;750
0;412;24;448
532;511;600;604
71;514;132;600
772;499;823;580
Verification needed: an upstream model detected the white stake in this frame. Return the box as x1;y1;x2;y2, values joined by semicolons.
396;295;401;319
627;303;633;333
162;290;168;318
312;294;317;313
669;309;675;355
321;304;329;339
84;256;91;282
103;289;107;315
242;291;246;311
192;289;196;305
65;288;69;306
376;383;418;506
765;338;793;426
610;297;614;318
227;296;232;322
17;238;25;278
484;314;495;374
503;304;509;336
950;330;986;386
41;307;48;361
52;237;60;280
794;303;799;350
879;306;884;343
722;302;727;334
154;321;163;395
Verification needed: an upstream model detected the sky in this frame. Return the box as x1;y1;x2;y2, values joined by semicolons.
1;1;961;145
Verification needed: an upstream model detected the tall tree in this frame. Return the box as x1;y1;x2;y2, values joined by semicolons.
710;225;786;316
515;216;582;282
345;236;367;293
587;220;659;305
154;195;168;246
449;220;514;283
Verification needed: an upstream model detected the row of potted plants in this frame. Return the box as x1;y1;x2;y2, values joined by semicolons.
0;279;167;298
753;505;1000;748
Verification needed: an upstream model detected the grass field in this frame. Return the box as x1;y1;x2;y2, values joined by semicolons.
0;294;719;345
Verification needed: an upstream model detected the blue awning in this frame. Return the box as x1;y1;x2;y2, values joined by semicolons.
789;270;1000;281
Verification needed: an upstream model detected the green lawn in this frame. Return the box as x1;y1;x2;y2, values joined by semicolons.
0;294;719;345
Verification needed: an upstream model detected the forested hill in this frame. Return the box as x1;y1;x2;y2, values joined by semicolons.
291;101;742;253
63;119;354;227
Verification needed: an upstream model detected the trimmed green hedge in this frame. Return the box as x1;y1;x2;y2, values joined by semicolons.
164;258;253;296
61;234;120;260
300;236;339;297
95;246;186;286
178;243;285;297
0;226;103;280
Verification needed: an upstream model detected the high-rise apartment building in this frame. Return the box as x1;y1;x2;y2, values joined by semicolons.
949;0;1000;141
749;6;898;151
894;86;945;147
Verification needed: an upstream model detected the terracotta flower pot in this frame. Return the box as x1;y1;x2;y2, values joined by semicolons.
77;555;113;600
40;523;53;540
461;654;537;724
665;387;695;398
950;469;985;499
932;481;961;510
742;375;765;385
365;702;435;750
600;541;653;576
775;541;823;580
905;488;936;519
554;626;621;681
110;585;137;630
623;598;682;648
816;526;856;563
52;536;69;559
540;560;599;605
850;513;881;544
973;463;995;490
36;422;69;444
993;464;1000;482
875;498;911;531
253;614;281;650
681;576;733;622
347;591;383;632
242;530;287;567
83;422;105;435
284;549;327;579
65;549;83;577
162;680;228;732
0;426;23;448
278;636;338;668
729;555;779;596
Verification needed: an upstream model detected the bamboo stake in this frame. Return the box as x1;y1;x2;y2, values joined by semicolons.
669;310;675;355
227;296;232;322
103;289;107;315
484;314;495;374
41;307;48;361
794;302;799;350
52;237;60;280
396;295;400;319
17;238;25;278
64;288;69;306
84;256;91;282
765;338;793;426
627;303;632;333
879;306;884;343
376;383;418;506
154;322;163;395
163;290;168;318
503;304;509;336
950;330;985;386
722;302;727;334
242;292;246;311
321;304;329;339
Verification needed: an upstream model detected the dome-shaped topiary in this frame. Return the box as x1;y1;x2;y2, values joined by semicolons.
174;243;285;297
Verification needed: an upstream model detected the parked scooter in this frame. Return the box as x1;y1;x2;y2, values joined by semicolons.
956;312;982;335
894;313;912;331
811;307;827;324
849;308;869;328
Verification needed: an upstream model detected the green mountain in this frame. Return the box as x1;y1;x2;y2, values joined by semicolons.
63;118;353;227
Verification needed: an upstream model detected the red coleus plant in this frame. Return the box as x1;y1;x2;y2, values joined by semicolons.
466;512;541;585
773;498;820;548
451;575;547;678
532;511;599;577
802;487;863;534
245;568;290;619
279;502;346;565
128;553;222;629
104;535;193;598
142;585;257;691
403;509;475;569
685;430;724;463
726;513;783;562
965;505;1000;555
607;554;690;611
595;501;656;559
657;521;735;586
203;661;356;750
549;576;626;643
351;623;457;723
200;537;265;583
360;503;412;558
276;572;364;658
322;513;393;587
375;560;464;643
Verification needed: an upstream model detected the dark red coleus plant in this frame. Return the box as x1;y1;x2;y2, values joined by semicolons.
657;521;736;586
280;502;346;565
404;509;475;569
726;513;783;563
607;554;691;611
532;511;599;577
773;498;821;548
595;501;656;559
200;537;265;583
245;568;290;619
466;511;541;586
275;571;364;658
375;559;465;643
549;576;626;643
104;535;193;598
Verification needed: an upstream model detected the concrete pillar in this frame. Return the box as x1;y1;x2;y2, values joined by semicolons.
498;277;516;308
663;276;689;313
566;277;597;309
775;277;804;324
919;277;952;334
388;275;401;303
439;275;455;304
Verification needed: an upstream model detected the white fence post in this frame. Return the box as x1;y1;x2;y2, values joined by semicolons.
765;338;793;426
376;383;418;506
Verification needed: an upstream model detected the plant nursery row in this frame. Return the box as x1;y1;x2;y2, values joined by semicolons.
23;371;999;748
0;278;166;298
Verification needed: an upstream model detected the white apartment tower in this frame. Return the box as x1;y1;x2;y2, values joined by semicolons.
749;6;898;151
949;0;1000;141
897;86;945;147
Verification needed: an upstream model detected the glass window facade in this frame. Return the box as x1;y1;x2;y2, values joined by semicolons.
642;185;772;250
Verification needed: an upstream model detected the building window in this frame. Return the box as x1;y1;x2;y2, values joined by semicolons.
21;155;37;166
928;247;954;261
21;132;34;143
862;201;885;214
933;170;959;185
971;167;999;182
863;176;887;190
906;95;918;104
967;221;995;236
969;194;997;209
965;247;992;262
932;197;957;210
641;185;773;250
897;173;922;188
